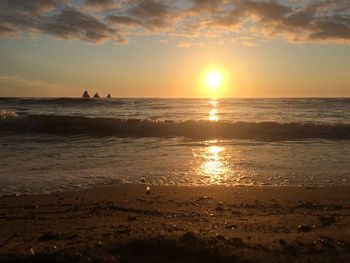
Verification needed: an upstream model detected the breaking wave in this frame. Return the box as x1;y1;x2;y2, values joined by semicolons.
1;111;350;140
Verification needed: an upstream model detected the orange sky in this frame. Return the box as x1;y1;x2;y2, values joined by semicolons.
0;0;349;98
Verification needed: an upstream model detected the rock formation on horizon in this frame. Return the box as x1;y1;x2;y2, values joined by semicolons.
82;90;90;98
106;94;112;98
93;93;100;98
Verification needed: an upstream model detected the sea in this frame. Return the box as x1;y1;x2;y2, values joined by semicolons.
0;98;349;196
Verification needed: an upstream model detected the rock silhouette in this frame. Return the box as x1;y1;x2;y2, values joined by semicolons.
93;93;100;98
82;91;90;98
107;94;112;98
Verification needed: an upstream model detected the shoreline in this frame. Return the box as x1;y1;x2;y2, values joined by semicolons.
2;183;350;199
0;184;349;262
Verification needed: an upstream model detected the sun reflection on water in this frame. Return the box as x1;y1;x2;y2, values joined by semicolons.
202;145;226;175
209;99;218;107
208;99;219;122
209;109;219;122
198;140;229;183
191;100;230;183
203;100;228;182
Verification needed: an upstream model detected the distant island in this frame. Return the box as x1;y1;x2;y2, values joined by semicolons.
82;90;111;99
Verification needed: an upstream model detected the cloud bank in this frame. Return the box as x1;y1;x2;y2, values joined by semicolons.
0;0;349;45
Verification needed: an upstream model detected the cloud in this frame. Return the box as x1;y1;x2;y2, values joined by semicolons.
177;41;205;48
241;41;259;47
0;0;349;45
126;0;175;30
0;1;125;44
1;0;62;13
215;0;350;44
189;0;224;13
0;22;17;36
40;8;124;43
84;0;116;8
177;41;193;48
107;15;142;28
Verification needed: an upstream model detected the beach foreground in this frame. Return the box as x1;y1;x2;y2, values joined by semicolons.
0;185;349;262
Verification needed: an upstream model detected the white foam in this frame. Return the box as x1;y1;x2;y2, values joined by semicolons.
0;110;17;119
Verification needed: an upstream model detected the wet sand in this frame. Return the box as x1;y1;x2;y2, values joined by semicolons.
0;185;349;262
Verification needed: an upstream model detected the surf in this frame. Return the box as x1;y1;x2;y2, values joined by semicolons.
1;112;349;141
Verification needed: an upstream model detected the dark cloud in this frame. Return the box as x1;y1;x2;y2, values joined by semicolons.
0;0;49;35
1;0;61;13
213;0;350;43
0;1;125;43
0;0;349;45
309;20;350;40
190;0;224;12
0;22;17;36
107;0;175;31
84;0;118;9
239;1;291;22
41;9;123;43
283;10;312;28
128;0;173;30
107;15;142;27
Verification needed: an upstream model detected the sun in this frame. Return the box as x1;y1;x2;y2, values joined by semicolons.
206;71;222;90
199;64;229;98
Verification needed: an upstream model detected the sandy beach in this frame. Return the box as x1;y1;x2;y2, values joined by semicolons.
0;185;349;262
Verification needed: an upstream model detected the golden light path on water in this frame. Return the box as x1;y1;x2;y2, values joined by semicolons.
197;99;230;183
208;99;219;122
209;108;219;122
201;141;229;183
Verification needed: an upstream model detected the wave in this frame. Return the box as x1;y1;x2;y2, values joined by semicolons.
1;111;350;140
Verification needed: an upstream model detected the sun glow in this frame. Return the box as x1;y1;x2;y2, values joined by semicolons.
206;71;222;90
200;65;230;98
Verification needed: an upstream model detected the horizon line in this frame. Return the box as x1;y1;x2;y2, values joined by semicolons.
0;96;349;99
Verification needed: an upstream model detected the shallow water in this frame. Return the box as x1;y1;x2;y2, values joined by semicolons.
0;98;349;195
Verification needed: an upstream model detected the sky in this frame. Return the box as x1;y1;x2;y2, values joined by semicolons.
0;0;349;98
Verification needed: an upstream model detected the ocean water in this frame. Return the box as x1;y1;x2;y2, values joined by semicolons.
0;98;349;196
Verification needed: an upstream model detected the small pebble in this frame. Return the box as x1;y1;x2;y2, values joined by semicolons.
225;224;238;230
298;224;313;232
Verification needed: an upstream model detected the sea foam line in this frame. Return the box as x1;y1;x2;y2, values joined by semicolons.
0;113;349;140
